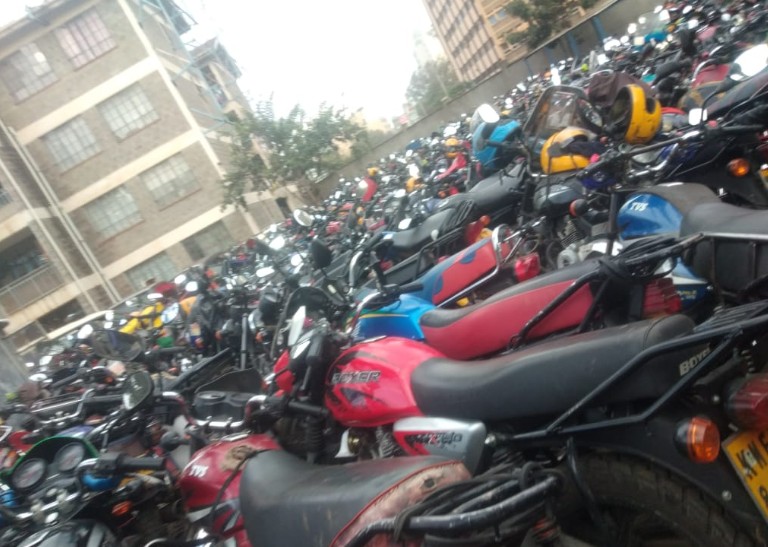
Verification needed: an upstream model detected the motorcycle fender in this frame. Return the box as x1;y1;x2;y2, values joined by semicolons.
573;413;764;531
17;520;117;546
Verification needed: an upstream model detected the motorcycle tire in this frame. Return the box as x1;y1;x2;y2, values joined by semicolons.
569;453;762;547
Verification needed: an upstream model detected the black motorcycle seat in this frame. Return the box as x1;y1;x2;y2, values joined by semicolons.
439;172;522;213
387;209;455;253
412;314;695;423
706;69;768;120
681;201;768;293
680;201;768;237
239;451;462;547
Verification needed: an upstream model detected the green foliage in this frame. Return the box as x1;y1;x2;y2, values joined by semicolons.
506;0;598;49
221;100;366;210
406;59;470;115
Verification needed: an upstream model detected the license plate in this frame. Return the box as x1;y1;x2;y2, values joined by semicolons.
723;430;768;521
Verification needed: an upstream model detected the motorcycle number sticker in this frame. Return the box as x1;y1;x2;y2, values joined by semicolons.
189;464;208;478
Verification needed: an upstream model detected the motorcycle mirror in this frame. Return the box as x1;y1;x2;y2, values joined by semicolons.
174;274;187;285
357;180;369;192
627;22;637;34
334;191;342;199
290;254;304;268
287;306;306;347
405;149;413;158
76;324;94;340
39;355;52;367
443;125;457;137
604;38;621;52
658;9;670;22
293;208;313;227
269;235;286;251
620;35;629;45
185;280;199;293
687;18;700;30
688;108;707;125
721;12;731;22
476;103;500;125
25;361;34;368
256;266;275;279
310;238;333;269
123;371;154;411
398;218;413;230
30;373;47;382
393;188;407;199
682;5;692;15
431;229;439;241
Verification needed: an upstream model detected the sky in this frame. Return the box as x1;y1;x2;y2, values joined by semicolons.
1;0;436;121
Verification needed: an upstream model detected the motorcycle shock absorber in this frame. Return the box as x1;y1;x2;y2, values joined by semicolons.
304;416;324;464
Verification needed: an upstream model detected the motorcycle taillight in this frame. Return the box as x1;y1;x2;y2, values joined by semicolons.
643;277;681;318
726;375;768;430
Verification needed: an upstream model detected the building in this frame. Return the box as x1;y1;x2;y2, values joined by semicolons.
0;0;289;354
424;0;614;82
420;0;502;82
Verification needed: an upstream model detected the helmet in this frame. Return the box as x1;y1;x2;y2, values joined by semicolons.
540;127;594;174
444;137;461;158
367;166;379;177
607;85;661;145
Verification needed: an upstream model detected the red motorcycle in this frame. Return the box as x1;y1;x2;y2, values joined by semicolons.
254;234;768;546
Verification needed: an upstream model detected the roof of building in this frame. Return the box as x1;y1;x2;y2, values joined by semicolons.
192;37;242;79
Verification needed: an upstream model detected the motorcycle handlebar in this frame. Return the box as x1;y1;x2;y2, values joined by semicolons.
119;456;166;472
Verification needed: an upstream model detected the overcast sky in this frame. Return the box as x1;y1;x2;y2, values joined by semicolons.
1;0;435;121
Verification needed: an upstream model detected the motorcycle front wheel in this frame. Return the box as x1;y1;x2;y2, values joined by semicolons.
566;453;762;547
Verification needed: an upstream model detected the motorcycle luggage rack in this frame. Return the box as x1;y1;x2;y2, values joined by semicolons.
346;469;560;547
510;304;768;442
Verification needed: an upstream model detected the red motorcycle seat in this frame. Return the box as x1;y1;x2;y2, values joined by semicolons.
412;314;695;423
420;261;598;359
239;450;467;547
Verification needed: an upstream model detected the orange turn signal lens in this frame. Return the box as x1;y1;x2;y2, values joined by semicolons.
728;158;750;177
675;416;720;463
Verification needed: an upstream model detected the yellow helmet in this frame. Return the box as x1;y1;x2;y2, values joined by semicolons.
540;127;593;175
444;137;461;159
367;166;379;177
607;84;661;145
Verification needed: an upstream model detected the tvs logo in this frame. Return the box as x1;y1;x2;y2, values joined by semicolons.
331;371;381;384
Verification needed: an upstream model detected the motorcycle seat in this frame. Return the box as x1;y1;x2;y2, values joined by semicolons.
412;314;695;423
681;201;768;294
386;209;455;254
680;201;768;237
420;261;599;359
439;172;522;213
239;450;466;547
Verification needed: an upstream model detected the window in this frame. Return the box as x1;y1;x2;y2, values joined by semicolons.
183;222;232;261
99;85;158;139
55;9;115;68
84;186;142;238
0;43;57;101
125;253;177;291
142;155;199;208
42;117;100;171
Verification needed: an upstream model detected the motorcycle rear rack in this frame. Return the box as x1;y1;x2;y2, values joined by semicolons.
510;301;768;442
347;470;560;547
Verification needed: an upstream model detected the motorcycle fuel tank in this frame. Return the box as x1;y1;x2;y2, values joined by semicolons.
178;433;280;538
326;337;445;427
533;173;585;216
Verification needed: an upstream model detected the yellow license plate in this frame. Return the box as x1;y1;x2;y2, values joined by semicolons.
723;430;768;521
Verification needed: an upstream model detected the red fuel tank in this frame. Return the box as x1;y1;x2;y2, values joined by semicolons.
325;337;445;427
177;433;280;542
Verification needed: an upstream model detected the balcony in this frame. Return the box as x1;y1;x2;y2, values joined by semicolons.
0;264;64;315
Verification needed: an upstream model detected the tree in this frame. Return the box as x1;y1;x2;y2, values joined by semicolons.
506;0;598;50
406;58;469;116
221;100;366;210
